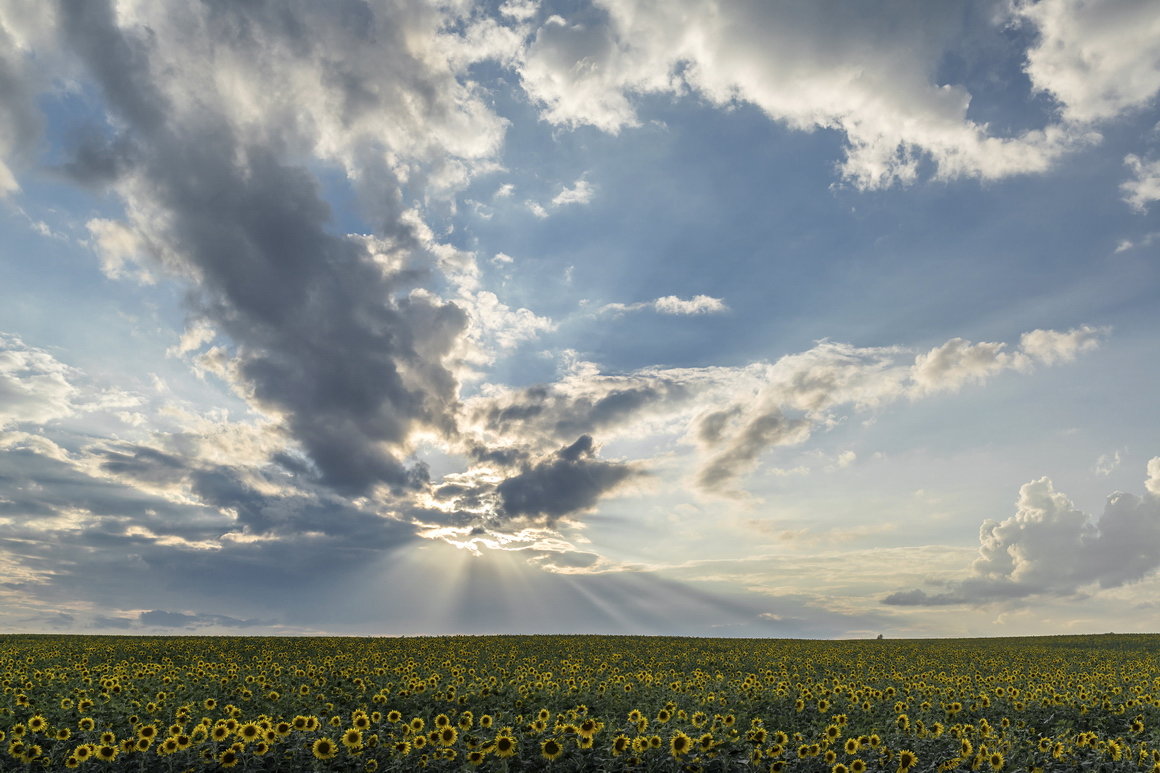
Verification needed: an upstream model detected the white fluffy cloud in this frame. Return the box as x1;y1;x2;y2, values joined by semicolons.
1018;0;1160;124
516;0;1091;188
887;459;1160;605
1122;154;1160;213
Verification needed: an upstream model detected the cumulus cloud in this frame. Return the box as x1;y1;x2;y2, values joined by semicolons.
35;0;535;495
1122;154;1160;213
1017;0;1160;124
516;0;1091;188
885;459;1160;605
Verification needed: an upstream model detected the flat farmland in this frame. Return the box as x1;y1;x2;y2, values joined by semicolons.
3;633;1159;771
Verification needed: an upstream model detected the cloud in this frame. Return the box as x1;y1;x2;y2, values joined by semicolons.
551;176;595;206
138;609;260;629
466;369;692;452
525;175;596;217
1017;0;1160;124
496;435;637;523
0;333;139;429
465;327;1105;497
695;326;1107;494
516;0;1090;188
1122;154;1160;212
0;8;49;195
0;334;79;428
597;294;728;316
884;459;1160;605
44;0;531;496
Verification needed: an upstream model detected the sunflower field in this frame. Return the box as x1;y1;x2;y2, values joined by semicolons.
3;633;1160;771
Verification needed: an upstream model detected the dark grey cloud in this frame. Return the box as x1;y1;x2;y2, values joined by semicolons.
496;435;637;523
0;438;420;626
0;20;44;191
52;0;470;497
471;379;689;447
695;410;811;493
884;468;1160;606
91;615;133;630
98;444;187;487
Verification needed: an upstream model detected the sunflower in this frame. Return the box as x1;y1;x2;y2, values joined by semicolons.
27;716;47;734
218;749;239;768
897;749;918;771
78;718;96;732
845;737;860;755
479;715;493;729
386;710;403;723
493;735;517;758
611;734;631;755
343;727;364;750
988;751;1004;770
851;759;867;773
393;740;411;755
670;731;693;757
467;749;485;766
73;744;93;761
541;738;563;760
312;737;338;760
95;744;118;761
833;765;849;773
438;727;458;746
238;722;262;742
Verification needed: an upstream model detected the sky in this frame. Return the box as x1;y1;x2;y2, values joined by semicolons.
1;0;1159;639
